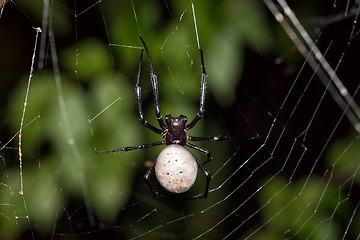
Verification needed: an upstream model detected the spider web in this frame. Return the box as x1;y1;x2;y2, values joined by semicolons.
0;0;359;239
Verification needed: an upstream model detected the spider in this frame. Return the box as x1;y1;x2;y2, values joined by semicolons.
97;37;233;199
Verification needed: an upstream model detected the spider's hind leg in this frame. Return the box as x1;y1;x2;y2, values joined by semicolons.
192;155;211;199
144;158;162;198
185;142;212;165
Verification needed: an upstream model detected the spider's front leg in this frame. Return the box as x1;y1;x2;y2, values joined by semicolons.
135;48;163;135
140;37;166;130
187;49;207;130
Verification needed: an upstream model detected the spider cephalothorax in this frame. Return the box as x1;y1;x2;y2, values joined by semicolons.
163;115;188;146
97;37;233;199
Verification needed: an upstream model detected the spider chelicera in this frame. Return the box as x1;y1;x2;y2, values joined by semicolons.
97;37;233;199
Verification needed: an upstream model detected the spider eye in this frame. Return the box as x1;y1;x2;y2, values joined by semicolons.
179;115;188;122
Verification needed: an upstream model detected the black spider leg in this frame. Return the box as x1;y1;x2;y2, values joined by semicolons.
192;155;211;199
96;141;164;154
186;49;207;130
186;142;212;165
140;37;166;130
185;136;237;199
187;136;240;164
144;157;162;198
188;135;237;142
135;48;163;134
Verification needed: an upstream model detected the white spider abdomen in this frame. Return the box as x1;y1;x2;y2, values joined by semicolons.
155;144;198;194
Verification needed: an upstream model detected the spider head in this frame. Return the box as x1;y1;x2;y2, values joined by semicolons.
165;114;188;130
164;115;188;145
